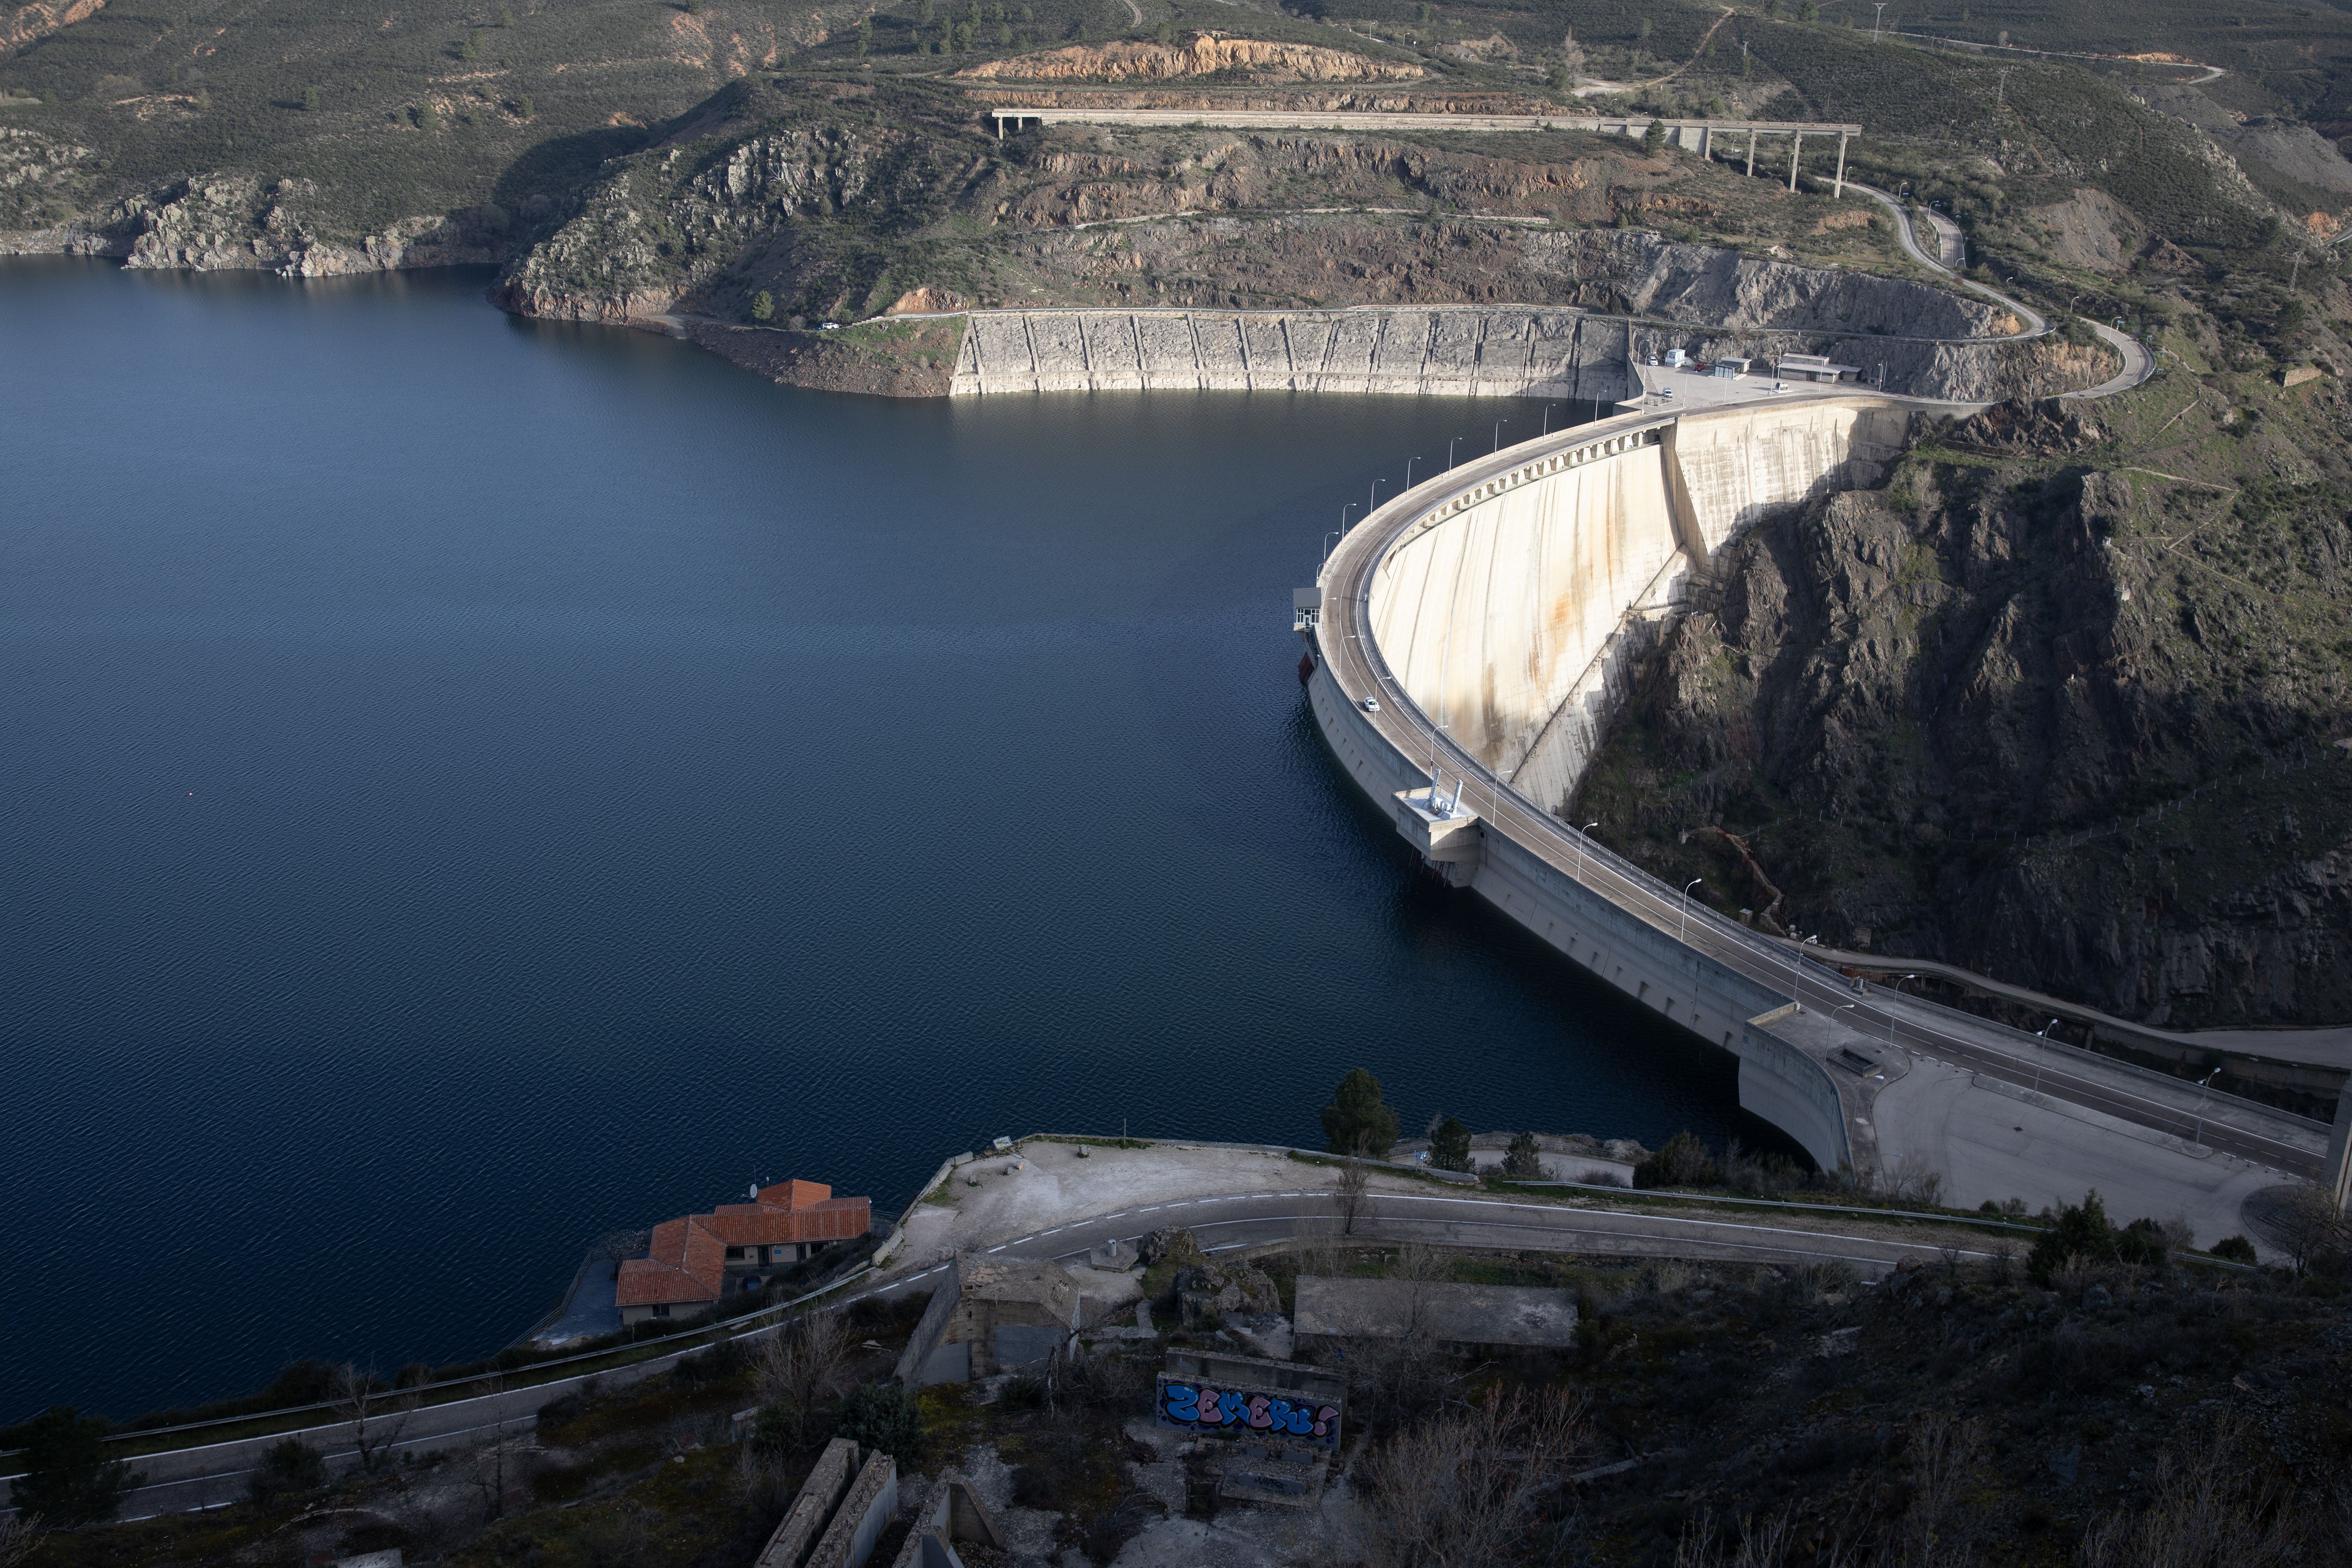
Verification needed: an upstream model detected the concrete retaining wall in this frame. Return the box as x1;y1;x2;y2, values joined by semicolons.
949;309;1632;399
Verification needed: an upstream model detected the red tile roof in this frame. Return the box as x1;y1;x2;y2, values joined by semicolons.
615;1180;871;1308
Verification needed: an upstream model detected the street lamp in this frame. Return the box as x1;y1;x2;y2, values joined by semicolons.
1678;878;1702;941
1448;436;1462;470
2190;1066;2222;1148
2032;1016;2058;1094
1340;503;1356;532
1541;403;1557;435
1493;418;1510;453
1369;478;1386;513
1405;456;1420;489
1574;821;1599;881
1321;529;1341;564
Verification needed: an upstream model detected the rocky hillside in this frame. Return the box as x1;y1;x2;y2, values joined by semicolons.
1574;372;2352;1029
484;73;2099;398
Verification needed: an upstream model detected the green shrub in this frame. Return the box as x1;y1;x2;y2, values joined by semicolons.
831;1381;923;1462
1502;1130;1544;1179
246;1438;326;1504
10;1407;141;1526
1635;1131;1721;1189
2026;1191;2167;1282
751;289;775;321
2210;1235;2258;1264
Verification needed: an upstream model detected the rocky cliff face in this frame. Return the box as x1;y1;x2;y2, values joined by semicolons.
110;175;512;275
1574;397;2352;1028
1;164;519;274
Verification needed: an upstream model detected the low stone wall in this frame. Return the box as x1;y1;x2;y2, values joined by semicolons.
949;308;1633;400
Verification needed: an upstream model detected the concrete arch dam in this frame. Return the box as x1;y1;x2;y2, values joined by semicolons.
1304;395;2343;1218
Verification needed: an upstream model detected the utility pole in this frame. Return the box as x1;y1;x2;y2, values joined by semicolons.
2289;252;2303;292
1995;67;2008;111
1872;2;1886;40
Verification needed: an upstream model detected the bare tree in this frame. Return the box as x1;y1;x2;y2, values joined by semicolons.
1336;1152;1372;1237
1892;1412;1980;1568
754;1312;852;1448
0;1512;43;1568
336;1362;408;1475
467;1386;518;1526
2081;1415;2301;1568
2267;1185;2349;1274
1354;1386;1586;1568
1671;1509;1802;1568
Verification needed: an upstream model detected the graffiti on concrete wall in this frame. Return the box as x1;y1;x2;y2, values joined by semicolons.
1157;1381;1341;1446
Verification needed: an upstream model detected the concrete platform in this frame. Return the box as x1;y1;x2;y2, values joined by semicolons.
1870;1057;2280;1252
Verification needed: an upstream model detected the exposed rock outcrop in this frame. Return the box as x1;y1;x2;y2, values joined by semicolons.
1575;398;2352;1027
954;31;1423;84
0;0;101;58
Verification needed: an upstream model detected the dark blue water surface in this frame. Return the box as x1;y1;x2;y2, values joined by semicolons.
0;260;1764;1422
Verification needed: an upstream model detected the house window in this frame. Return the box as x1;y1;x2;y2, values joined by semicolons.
725;1246;746;1261
653;1303;671;1319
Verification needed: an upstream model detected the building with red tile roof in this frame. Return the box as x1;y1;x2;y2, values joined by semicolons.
617;1179;870;1326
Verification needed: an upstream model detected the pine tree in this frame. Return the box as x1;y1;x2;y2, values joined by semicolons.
751;290;775;321
1430;1115;1473;1173
300;85;320;111
1502;1130;1544;1179
517;95;535;118
1319;1068;1399;1159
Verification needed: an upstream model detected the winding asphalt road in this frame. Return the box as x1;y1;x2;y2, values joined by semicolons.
1844;179;2153;399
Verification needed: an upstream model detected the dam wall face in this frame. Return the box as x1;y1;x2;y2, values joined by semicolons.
1307;398;1915;1170
948;309;1634;399
1364;400;1908;817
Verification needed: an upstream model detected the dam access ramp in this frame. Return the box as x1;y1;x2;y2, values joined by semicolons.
1304;394;2346;1243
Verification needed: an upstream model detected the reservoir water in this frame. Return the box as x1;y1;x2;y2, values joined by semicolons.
0;260;1771;1423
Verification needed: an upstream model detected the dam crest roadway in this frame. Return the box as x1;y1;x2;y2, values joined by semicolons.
1302;387;2352;1246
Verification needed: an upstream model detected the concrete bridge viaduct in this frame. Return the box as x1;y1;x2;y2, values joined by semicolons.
1302;391;2352;1239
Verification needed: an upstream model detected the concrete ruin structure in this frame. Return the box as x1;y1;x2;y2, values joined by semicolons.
1155;1348;1347;1507
755;1437;900;1568
894;1253;1083;1385
884;1473;1007;1568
